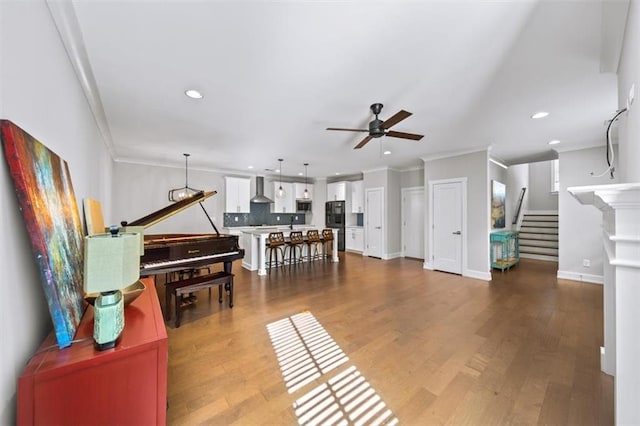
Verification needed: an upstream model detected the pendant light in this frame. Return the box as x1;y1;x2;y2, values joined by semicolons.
303;163;309;199
276;158;286;199
168;153;202;202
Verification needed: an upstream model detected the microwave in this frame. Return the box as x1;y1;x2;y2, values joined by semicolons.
296;200;312;212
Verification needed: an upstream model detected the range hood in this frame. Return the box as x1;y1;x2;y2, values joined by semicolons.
250;176;274;203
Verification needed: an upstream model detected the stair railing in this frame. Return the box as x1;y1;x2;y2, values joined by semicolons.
512;187;526;225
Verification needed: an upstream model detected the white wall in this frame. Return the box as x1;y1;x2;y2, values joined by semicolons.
617;0;640;183
506;163;529;229
400;168;424;188
424;150;490;279
387;169;402;257
0;2;112;423
558;146;619;283
112;162;226;233
528;160;558;211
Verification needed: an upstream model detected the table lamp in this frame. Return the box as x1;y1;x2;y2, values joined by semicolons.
84;227;140;350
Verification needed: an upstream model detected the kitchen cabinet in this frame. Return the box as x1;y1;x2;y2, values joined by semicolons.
273;182;295;213
294;182;313;200
345;227;364;252
327;181;348;201
351;180;364;213
225;176;250;213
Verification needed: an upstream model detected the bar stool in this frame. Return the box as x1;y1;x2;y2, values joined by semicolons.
305;230;322;262
322;229;334;260
286;231;305;265
266;232;286;273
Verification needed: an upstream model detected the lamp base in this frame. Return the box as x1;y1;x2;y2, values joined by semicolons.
93;290;124;351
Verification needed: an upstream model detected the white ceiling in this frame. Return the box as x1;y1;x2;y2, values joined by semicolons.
52;0;627;179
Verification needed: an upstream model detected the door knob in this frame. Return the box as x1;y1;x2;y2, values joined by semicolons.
375;226;382;229
452;231;461;235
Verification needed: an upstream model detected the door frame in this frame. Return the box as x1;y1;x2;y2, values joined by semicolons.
426;177;467;274
365;187;384;258
401;186;424;259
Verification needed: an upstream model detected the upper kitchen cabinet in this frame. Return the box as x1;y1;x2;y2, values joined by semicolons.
273;182;295;213
351;180;364;213
294;182;313;200
225;176;251;213
327;181;348;201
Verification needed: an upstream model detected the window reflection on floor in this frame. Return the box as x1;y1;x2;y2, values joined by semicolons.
267;312;398;425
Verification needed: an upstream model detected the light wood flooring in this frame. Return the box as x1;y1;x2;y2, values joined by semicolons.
156;253;613;425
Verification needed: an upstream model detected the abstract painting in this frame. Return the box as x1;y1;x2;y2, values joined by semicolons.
491;180;506;229
1;120;85;348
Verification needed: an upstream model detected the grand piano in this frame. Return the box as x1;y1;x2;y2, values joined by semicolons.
120;191;244;277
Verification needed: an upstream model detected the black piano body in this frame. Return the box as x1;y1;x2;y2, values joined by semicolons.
140;233;243;276
121;191;244;276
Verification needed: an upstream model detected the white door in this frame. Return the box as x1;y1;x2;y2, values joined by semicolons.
402;188;424;259
366;188;383;258
432;181;462;274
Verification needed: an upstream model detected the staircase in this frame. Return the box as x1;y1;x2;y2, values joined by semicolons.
519;212;558;262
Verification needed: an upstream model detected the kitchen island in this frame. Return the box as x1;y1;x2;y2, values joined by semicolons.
224;226;339;275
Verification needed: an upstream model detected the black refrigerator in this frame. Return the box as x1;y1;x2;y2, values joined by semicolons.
325;201;345;251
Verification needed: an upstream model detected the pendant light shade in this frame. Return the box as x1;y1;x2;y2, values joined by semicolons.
276;158;286;199
303;163;309;199
168;153;202;202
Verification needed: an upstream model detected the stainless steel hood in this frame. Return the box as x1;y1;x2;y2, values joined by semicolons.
250;176;274;203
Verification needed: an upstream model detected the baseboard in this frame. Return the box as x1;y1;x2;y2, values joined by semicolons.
557;270;603;285
383;252;402;260
464;269;491;281
242;260;256;271
423;261;434;270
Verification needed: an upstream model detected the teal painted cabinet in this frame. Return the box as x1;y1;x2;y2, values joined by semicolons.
490;230;519;271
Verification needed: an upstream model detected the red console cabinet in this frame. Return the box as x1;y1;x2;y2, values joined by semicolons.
17;277;167;425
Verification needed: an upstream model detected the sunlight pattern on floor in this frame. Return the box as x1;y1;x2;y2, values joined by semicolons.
267;311;348;394
268;312;398;425
293;366;398;426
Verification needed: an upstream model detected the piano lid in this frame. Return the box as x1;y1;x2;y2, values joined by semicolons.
122;190;216;229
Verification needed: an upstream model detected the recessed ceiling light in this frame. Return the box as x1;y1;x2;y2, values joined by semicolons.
383;150;391;155
185;89;203;99
531;111;549;119
548;139;560;145
248;165;254;169
298;172;303;176
335;172;340;175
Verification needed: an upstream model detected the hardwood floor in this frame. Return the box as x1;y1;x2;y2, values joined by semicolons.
157;254;613;425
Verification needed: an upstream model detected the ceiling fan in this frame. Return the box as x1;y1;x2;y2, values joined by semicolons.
326;103;424;149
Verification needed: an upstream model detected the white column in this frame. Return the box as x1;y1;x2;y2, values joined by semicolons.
568;183;640;425
257;233;267;276
332;229;339;263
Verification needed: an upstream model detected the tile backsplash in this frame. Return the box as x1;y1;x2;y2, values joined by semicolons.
224;203;306;227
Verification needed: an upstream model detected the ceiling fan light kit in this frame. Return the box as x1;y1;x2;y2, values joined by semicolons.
326;103;424;149
303;163;309;199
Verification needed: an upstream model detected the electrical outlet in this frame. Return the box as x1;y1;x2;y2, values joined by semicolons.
276;216;280;221
295;216;298;220
583;259;591;268
234;217;238;222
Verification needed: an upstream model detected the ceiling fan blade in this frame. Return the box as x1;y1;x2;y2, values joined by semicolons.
386;130;424;141
382;110;412;129
354;135;373;149
326;127;369;132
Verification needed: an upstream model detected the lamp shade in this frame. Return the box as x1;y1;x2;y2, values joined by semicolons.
84;233;140;294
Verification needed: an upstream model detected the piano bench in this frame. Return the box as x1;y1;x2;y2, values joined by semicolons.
165;271;234;328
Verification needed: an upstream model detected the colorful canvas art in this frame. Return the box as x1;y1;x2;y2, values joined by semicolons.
1;120;85;348
491;180;506;229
